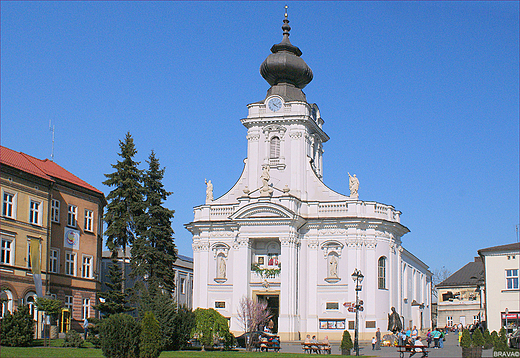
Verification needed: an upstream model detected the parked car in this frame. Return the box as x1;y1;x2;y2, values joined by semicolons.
509;329;519;349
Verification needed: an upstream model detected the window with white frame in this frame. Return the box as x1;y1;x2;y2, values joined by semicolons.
65;252;76;276
67;205;77;227
180;278;186;294
2;192;15;218
0;290;13;318
82;298;90;319
27;241;31;268
29;200;41;225
378;256;387;289
25;292;38;321
1;238;13;265
447;316;453;326
326;302;339;310
270;136;280;158
51;199;60;223
82;255;92;278
473;315;480;324
506;269;519;289
84;210;93;232
50;249;59;273
65;295;73;313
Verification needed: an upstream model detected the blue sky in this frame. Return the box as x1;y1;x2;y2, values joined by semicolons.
1;1;518;275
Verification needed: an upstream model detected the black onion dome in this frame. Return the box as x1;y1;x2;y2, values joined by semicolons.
260;13;313;89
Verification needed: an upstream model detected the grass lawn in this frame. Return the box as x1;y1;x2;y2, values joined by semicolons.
0;341;353;358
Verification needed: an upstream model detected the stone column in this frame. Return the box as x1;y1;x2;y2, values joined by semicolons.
278;230;299;341
230;235;250;333
193;239;210;309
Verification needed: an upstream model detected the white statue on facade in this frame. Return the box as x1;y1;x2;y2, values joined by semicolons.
348;172;359;199
205;179;213;203
260;166;273;196
217;255;226;278
328;255;338;278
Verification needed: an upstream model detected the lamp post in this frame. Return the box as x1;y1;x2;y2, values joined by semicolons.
351;268;364;356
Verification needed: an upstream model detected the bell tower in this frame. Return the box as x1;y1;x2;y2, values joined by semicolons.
241;9;329;200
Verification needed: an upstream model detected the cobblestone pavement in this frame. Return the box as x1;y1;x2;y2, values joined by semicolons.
279;332;496;357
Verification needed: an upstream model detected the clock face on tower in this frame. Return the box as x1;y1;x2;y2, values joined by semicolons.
268;97;282;112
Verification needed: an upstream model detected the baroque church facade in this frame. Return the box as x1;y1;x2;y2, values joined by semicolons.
186;13;432;341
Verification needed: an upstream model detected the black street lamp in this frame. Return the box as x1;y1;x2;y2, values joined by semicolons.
351;268;364;356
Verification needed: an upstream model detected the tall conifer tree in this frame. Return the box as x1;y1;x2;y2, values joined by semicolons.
103;132;144;293
94;258;131;316
131;151;177;291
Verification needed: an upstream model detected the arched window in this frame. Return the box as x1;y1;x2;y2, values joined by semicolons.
25;292;38;321
270;137;280;159
378;256;387;289
0;290;13;318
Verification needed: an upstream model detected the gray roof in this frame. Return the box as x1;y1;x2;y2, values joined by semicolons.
478;243;520;255
437;257;484;288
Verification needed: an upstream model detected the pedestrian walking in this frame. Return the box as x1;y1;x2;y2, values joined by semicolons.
83;318;89;340
376;327;381;350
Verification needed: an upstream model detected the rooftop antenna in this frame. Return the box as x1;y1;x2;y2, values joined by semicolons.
49;120;55;161
516;224;519;242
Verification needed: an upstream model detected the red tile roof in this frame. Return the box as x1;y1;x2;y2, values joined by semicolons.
0;146;103;195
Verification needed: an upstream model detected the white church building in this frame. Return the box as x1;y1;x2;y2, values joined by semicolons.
186;13;432;341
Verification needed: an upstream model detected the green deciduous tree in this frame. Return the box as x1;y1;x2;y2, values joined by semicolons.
131;151;176;291
94;258;132;317
139;311;162;358
104;132;144;293
0;305;34;347
192;308;234;350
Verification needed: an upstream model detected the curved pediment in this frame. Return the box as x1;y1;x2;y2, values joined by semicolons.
229;202;296;221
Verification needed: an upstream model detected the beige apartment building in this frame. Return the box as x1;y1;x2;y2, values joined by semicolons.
478;243;520;333
0;146;105;334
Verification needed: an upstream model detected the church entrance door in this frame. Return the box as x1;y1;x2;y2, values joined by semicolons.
257;294;279;334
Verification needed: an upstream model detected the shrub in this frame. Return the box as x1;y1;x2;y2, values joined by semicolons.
491;330;499;348
137;285;195;350
497;328;508;351
472;328;485;347
140;312;162;358
340;330;354;350
63;329;84;348
86;317;102;348
460;329;472;348
0;305;34;347
483;329;493;349
100;313;140;358
192;308;234;350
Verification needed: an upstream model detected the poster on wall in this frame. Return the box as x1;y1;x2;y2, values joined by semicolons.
319;321;328;329
64;228;80;250
337;320;345;329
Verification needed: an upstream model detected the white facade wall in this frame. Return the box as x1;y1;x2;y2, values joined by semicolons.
187;94;432;341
